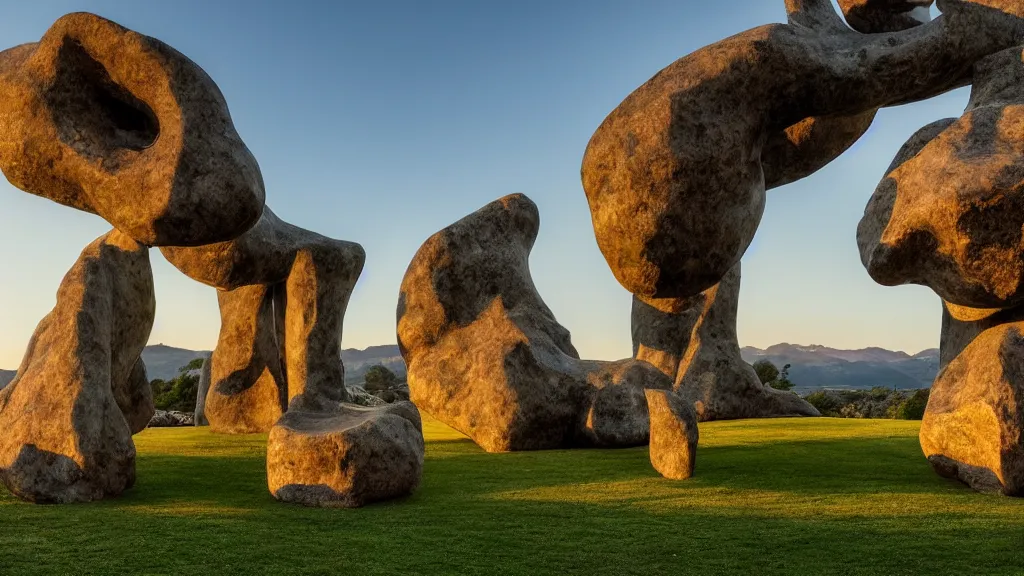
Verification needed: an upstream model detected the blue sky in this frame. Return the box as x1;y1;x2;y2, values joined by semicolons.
0;1;965;367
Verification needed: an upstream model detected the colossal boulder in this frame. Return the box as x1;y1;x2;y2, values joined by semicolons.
632;265;820;420
645;389;699;480
582;0;1024;299
162;207;365;432
920;302;1024;495
398;194;672;453
0;12;265;246
859;47;1024;309
267;401;425;508
0;230;154;503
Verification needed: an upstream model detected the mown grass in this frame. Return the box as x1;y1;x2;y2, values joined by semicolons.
2;417;1023;575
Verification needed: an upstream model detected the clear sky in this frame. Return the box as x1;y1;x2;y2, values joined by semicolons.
0;0;965;368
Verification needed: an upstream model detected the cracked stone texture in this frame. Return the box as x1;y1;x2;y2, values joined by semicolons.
162;207;365;432
645;389;699;480
398;194;672;453
0;12;265;246
920;301;1024;495
0;230;154;503
267;402;424;508
859;47;1024;309
633;264;820;421
582;0;1024;300
838;0;934;33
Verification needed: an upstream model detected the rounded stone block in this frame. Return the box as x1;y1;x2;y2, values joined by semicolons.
267;402;425;508
645;389;699;480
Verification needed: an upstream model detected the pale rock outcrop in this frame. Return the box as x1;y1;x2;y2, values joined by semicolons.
0;13;265;246
267;402;424;508
645;389;699;480
398;194;672;453
582;0;1024;300
632;265;820;421
0;230;154;503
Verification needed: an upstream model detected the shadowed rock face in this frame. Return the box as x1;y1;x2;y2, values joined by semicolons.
267;402;424;508
920;302;1024;495
632;265;820;421
398;194;672;453
645;389;698;480
0;13;265;247
0;230;153;503
859;47;1024;309
582;0;1024;300
839;0;934;33
162;207;365;433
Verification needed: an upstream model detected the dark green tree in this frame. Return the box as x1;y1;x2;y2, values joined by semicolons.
752;360;780;385
771;363;795;391
363;364;399;392
894;389;930;420
151;358;205;412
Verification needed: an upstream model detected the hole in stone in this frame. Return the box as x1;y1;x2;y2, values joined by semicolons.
45;38;160;163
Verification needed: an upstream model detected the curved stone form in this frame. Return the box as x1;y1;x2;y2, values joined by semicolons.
267;402;425;508
116;358;156;435
645;389;699;480
582;0;1024;300
397;194;673;453
919;302;1024;495
161;207;365;433
859;47;1024;310
632;265;820;421
193;357;212;427
0;230;154;503
0;12;265;247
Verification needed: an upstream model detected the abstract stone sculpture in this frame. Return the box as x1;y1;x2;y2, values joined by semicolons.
632;265;820;421
398;194;674;452
859;46;1024;494
267;401;425;507
0;230;154;503
193;357;212;426
645;389;699;480
582;0;1024;300
0;12;266;247
161;208;365;433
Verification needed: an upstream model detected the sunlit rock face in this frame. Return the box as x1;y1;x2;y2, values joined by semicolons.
581;0;1024;300
632;264;820;421
0;13;265;247
397;194;674;453
920;302;1024;495
859;48;1024;310
0;230;153;503
645;389;698;480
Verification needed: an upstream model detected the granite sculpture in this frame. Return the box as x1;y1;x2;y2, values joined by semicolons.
859;45;1024;495
397;194;674;453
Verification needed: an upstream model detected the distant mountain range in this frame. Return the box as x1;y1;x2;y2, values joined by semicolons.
740;343;939;392
0;342;937;391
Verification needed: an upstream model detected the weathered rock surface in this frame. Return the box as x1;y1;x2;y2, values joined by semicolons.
148;410;195;428
398;194;672;452
859;47;1024;309
0;13;265;246
920;302;1024;495
838;0;934;33
645;389;699;480
633;264;820;421
267;402;424;508
0;229;154;503
116;358;155;435
582;0;1024;299
162;207;366;432
203;284;287;433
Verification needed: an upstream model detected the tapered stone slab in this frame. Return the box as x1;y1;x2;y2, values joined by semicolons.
645;389;699;480
0;230;154;503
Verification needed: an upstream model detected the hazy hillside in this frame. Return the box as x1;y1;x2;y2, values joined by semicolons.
1;342;937;391
741;344;939;391
0;369;14;389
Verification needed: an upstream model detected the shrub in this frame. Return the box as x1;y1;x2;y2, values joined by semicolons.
364;364;399;392
151;358;204;412
753;360;779;385
894;389;930;420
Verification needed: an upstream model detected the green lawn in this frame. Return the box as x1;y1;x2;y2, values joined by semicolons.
2;417;1023;575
